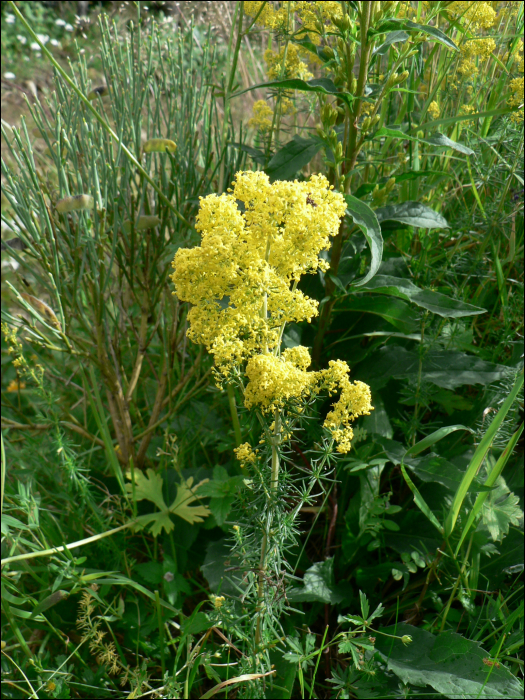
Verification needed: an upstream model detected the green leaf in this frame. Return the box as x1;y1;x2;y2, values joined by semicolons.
374;202;449;229
339;296;420;334
375;18;458;51
375;623;523;699
455;423;524;555
230;142;266;165
372;127;475;156
424;132;476;156
481;477;523;543
373;30;409;55
400;464;443;534
361;275;485;318
344;194;383;287
29;590;69;619
134;561;164;585
362;347;508;391
405;425;473;458
128;471;210;536
445;370;524;537
287;558;344;604
234;77;354;107
265;135;322;181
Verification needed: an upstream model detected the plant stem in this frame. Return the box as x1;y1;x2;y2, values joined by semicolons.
227;384;242;447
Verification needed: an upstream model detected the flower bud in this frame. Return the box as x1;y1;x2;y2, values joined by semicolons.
143;138;177;154
56;194;94;213
401;635;413;646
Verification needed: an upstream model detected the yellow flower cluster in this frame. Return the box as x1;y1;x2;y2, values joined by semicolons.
171;171;346;373
234;442;258;467
172;172;372;451
508;76;524;121
447;2;496;29
428;100;440;119
458;37;496;75
244;1;289;30
265;44;313;81
248;100;274;132
318;360;373;453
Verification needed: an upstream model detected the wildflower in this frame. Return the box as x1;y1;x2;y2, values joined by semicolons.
6;13;15;24
459;104;476;127
401;635;413;646
30;43;42;52
265;44;313;81
508;76;524;121
234;442;258;467
7;379;26;392
3;72;16;80
428;100;440;119
55;18;66;26
447;2;496;30
213;595;226;609
16;34;26;44
248;100;273;132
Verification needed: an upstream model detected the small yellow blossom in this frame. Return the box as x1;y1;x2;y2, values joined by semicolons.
459;104;476;127
428;100;440;120
213;595;226;609
248;100;274;132
7;379;26;392
508;76;524;121
234;442;257;467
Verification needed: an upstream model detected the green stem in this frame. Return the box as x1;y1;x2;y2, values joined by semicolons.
227;384;242;447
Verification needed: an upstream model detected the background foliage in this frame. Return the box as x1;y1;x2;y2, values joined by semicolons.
1;1;523;698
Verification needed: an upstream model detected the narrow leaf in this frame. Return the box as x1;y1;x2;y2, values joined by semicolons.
375;18;458;51
400;464;443;534
234;77;354;107
445;370;524;537
405;426;473;458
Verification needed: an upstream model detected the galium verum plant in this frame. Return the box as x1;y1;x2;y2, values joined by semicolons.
171;170;373;653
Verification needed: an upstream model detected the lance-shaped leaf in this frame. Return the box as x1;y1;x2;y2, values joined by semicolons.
265;135;323;181
374;18;458;52
234;77;355;107
374;202;449;229
372;127;475;156
344;194;383;287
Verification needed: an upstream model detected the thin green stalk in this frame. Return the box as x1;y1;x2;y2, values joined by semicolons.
227;385;242;447
155;590;166;679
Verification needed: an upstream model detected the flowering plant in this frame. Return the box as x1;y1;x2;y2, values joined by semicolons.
172;170;373;653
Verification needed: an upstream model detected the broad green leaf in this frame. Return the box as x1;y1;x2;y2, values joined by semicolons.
361;275;485;318
400;465;443;534
445;370;523;537
287;558;344;604
234;77;354;107
362;346;508;391
343;194;383;287
229;142;266;165
372;127;475;156
265;135;322;181
134;561;164;585
375;18;458;51
375;623;523;699
374;202;449;229
455;423;524;555
128;468;166;511
481;477;523;543
405;455;493;493
339;296;420;334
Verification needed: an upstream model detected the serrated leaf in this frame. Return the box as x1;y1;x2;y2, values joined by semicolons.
169;477;211;525
375;623;522;699
374;202;449;229
481;477;523;543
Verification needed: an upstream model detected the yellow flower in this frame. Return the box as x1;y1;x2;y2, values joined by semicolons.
7;379;26;392
428;100;440;120
213;595;226;609
171;171;346;375
265;44;313;81
248;100;274;132
508;76;524;121
234;442;258;467
447;2;496;29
